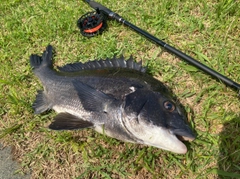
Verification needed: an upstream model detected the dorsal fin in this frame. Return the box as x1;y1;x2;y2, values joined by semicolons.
57;56;147;73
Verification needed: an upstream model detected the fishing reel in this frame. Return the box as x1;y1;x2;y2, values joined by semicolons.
77;9;107;37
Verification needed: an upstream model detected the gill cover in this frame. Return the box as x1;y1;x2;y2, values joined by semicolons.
123;89;194;154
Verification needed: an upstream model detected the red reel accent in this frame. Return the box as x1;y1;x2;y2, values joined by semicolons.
84;22;103;33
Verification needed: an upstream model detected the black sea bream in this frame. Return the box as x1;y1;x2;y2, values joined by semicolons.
30;45;195;154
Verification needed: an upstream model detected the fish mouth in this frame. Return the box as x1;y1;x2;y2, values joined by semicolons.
176;135;195;142
171;128;196;142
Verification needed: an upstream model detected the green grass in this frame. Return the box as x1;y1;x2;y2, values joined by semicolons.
0;0;239;178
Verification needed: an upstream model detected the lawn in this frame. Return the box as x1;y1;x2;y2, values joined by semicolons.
0;0;239;178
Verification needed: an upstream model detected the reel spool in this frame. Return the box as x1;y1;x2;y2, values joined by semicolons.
77;10;107;37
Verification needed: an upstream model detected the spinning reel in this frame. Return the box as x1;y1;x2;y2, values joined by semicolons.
77;9;107;37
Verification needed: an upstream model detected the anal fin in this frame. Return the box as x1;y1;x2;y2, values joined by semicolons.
49;112;94;130
33;90;51;114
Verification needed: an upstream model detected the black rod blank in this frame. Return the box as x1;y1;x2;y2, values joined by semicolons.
83;0;240;93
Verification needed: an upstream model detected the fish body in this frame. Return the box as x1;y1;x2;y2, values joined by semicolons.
30;45;195;154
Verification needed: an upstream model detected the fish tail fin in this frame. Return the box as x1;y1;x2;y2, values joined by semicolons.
33;90;51;114
30;45;53;69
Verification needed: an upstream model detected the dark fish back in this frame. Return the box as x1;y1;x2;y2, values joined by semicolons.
54;57;169;99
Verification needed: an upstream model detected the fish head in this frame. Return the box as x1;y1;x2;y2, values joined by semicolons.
122;89;195;154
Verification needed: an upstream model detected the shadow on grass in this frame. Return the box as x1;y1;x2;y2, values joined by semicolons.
218;115;240;178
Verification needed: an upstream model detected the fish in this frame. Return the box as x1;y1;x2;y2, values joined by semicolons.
30;45;195;154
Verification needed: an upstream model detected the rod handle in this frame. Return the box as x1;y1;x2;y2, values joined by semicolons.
83;0;113;16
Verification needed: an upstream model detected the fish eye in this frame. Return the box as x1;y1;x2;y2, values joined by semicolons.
163;101;175;112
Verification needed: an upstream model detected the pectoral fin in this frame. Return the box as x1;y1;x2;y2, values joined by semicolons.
72;80;116;112
49;112;94;130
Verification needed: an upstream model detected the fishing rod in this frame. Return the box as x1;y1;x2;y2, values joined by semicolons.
79;0;240;96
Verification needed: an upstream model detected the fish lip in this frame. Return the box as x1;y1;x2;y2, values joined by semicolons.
171;128;196;142
176;135;195;142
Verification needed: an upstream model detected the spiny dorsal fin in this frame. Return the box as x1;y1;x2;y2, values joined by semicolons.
57;56;146;73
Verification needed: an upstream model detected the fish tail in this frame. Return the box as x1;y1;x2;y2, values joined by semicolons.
30;45;53;70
